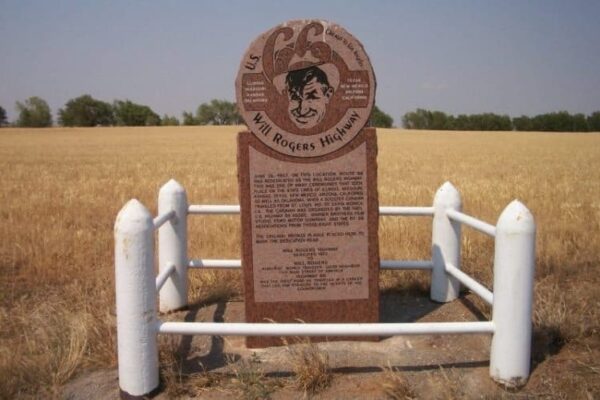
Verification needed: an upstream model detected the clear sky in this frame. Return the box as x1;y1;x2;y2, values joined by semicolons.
1;0;599;125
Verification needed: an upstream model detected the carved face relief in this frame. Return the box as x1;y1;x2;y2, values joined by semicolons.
286;67;334;129
236;20;376;157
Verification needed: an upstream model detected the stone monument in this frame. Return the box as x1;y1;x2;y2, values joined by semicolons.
235;20;379;347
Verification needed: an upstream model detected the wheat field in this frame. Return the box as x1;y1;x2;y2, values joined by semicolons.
0;126;598;398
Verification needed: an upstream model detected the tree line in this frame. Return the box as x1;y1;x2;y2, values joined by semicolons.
402;108;600;132
0;95;396;129
3;96;597;131
0;96;246;128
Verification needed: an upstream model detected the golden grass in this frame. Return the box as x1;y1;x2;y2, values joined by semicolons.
0;126;599;397
228;353;276;400
283;338;332;394
380;363;417;400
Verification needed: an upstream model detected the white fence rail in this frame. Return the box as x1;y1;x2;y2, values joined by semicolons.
114;179;536;398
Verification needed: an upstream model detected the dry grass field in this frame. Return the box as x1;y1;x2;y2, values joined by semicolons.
0;126;599;398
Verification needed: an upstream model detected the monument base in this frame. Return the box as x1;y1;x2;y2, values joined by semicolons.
237;128;380;348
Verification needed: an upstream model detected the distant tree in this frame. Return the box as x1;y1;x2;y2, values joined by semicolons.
470;113;512;131
0;106;7;127
497;114;513;131
113;100;161;126
512;115;532;131
15;96;53;127
369;105;393;128
59;95;114;127
401;109;451;130
429;110;451;130
402;108;431;129
401;113;412;129
529;111;582;132
571;113;589;132
403;109;600;132
196;99;243;125
161;115;180;126
182;111;197;125
588;111;600;132
452;114;472;130
402;109;513;131
514;112;594;132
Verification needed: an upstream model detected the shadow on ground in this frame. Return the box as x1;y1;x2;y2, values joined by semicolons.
172;291;490;375
63;292;508;399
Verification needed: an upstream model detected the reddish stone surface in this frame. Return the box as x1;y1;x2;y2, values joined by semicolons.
235;19;376;158
237;129;379;348
236;20;379;348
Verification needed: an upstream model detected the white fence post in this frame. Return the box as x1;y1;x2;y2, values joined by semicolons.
158;179;189;312
114;200;159;398
490;200;536;388
431;181;462;302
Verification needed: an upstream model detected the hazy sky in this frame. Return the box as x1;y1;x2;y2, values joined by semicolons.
1;0;599;125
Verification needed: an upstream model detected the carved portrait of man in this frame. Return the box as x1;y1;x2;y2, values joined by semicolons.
237;19;375;157
284;66;334;129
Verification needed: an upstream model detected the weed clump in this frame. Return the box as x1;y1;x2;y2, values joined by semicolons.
285;338;332;395
229;353;275;400
381;364;417;400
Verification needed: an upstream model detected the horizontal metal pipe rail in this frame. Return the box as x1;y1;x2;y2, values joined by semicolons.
445;262;493;305
188;204;240;214
380;259;433;269
188;204;434;217
157;321;495;336
189;259;241;268
188;258;433;270
446;209;496;237
379;206;434;216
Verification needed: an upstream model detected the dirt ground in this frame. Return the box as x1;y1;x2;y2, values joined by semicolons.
62;291;598;399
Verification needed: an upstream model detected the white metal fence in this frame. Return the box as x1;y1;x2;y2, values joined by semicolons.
114;179;535;397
